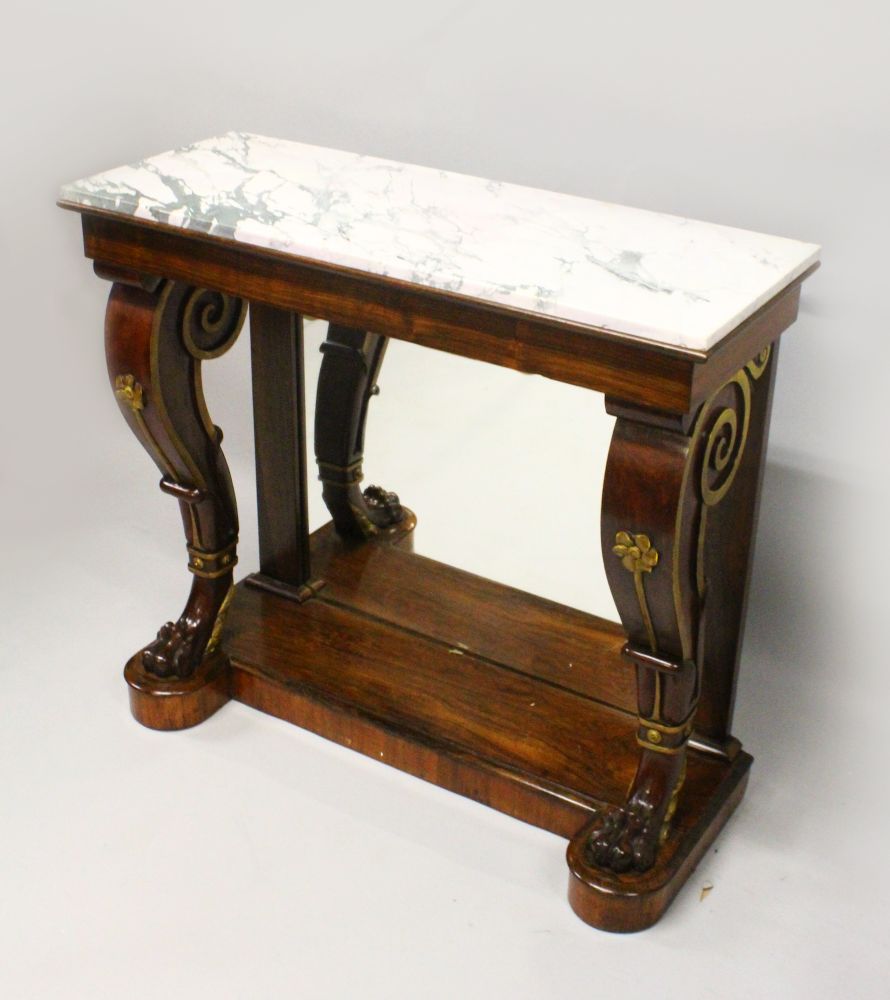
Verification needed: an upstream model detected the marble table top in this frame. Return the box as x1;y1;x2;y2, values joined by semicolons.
60;132;820;351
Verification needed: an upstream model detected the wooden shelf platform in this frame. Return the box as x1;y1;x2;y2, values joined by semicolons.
125;523;751;931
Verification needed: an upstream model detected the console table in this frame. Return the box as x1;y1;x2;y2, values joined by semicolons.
59;133;819;932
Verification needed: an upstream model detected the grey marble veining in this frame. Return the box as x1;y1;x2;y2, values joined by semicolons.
60;132;820;350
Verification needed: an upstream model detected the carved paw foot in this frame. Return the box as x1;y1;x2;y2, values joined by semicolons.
584;800;661;873
363;484;403;526
141;615;204;679
345;483;405;537
584;754;687;874
140;579;233;680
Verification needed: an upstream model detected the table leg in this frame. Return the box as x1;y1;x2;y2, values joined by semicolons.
104;279;245;713
314;324;409;542
585;345;776;874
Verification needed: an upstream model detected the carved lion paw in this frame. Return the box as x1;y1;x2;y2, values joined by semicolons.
584;801;661;874
363;484;403;526
141;616;203;679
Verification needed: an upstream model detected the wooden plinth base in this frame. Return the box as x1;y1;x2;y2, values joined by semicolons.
125;523;750;931
566;753;751;932
124;651;230;731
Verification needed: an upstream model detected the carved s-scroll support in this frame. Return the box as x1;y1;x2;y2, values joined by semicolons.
105;280;245;679
314;324;406;540
585;345;776;874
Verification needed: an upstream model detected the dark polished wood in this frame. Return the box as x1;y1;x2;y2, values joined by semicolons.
315;324;406;540
250;304;311;586
105;279;244;678
308;521;634;712
125;650;230;730
120;524;751;930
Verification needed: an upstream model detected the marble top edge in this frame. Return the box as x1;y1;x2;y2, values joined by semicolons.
59;130;821;252
60;131;821;351
57;197;819;360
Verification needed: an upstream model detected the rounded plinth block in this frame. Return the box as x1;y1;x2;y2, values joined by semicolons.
124;651;231;730
565;751;752;932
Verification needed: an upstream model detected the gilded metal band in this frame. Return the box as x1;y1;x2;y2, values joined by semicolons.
637;704;697;752
317;459;364;486
317;459;364;473
636;726;692;752
186;542;238;559
639;716;695;735
189;562;238;580
319;477;365;489
636;737;688;755
187;540;238;578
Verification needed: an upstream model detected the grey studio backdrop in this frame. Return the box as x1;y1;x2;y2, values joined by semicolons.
1;2;887;997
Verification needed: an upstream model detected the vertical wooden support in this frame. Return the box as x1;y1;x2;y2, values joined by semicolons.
250;304;311;586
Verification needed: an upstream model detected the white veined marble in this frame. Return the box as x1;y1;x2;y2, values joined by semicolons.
60;132;820;351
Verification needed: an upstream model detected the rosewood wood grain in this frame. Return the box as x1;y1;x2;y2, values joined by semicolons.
222;576;741;843
308;521;635;713
228;585;634;819
124;650;231;730
72;210;815;413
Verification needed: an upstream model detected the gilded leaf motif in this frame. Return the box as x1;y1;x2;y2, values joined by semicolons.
614;532;658;574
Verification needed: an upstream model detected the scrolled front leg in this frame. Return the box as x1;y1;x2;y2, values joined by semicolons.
587;347;775;874
105;279;245;680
